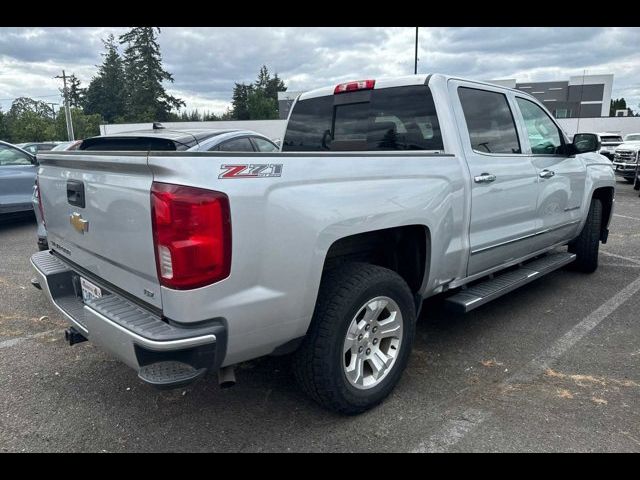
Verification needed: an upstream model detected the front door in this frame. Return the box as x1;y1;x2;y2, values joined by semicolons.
450;81;540;276
513;96;587;248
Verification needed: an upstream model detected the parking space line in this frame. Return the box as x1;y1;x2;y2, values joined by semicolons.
0;329;61;350
507;272;640;384
412;408;490;453
613;214;640;222
411;271;640;452
601;251;640;266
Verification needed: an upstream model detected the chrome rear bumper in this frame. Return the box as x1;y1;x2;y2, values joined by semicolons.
30;250;227;387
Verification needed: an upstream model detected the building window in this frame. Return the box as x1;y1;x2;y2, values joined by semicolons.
555;109;569;118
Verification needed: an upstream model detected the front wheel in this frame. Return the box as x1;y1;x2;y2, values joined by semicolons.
292;263;416;414
568;198;602;273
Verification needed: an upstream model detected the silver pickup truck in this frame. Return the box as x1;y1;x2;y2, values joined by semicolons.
31;74;615;414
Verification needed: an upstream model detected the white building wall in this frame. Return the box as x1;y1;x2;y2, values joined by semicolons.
557;116;640;137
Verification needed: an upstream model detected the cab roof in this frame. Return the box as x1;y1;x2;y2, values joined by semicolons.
297;73;533;102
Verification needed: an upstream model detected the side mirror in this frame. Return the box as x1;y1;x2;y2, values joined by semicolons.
570;133;601;155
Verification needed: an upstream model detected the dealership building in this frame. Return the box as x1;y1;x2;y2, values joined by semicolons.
487;74;613;119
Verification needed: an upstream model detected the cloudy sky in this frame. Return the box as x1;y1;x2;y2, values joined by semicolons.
1;27;639;115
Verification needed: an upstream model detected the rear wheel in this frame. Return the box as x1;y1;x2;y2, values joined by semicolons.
292;263;416;414
568;198;602;273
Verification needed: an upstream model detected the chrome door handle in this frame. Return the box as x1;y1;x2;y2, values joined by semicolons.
539;169;555;179
474;173;496;184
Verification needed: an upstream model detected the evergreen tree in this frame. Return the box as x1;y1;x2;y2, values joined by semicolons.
0;109;8;141
255;65;287;105
231;82;253;120
247;89;278;120
62;74;85;108
230;66;287;120
119;27;185;122
84;34;126;123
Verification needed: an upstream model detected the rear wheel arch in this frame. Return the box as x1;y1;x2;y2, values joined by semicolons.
321;224;431;296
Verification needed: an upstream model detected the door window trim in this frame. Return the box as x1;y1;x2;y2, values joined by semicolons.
248;136;279;152
213;135;257;152
513;95;570;157
455;84;526;158
0;144;35;166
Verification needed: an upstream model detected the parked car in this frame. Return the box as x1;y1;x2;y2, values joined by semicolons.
612;133;640;183
31;74;614;414
0;141;37;216
31;129;279;250
594;132;623;160
14;142;58;155
77;127;279;152
624;133;640;142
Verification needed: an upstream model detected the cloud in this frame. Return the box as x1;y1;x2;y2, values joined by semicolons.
0;27;639;115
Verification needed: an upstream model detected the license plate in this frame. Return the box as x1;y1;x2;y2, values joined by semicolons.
80;277;102;303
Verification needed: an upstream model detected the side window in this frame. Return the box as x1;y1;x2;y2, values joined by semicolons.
516;97;564;155
458;87;521;154
252;137;279;152
0;145;33;166
217;137;254;152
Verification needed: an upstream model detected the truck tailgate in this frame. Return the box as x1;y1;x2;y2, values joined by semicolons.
37;152;162;309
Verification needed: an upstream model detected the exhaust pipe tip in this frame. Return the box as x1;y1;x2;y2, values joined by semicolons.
218;366;236;388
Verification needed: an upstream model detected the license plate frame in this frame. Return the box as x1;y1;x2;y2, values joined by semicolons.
80;276;102;303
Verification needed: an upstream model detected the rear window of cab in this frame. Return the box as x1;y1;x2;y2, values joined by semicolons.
283;85;444;152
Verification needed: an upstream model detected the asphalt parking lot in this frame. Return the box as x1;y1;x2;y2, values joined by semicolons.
1;180;639;452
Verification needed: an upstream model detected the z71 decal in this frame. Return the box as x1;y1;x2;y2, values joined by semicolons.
219;164;283;179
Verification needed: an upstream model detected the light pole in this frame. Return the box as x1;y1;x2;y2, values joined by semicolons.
414;27;419;75
55;70;75;141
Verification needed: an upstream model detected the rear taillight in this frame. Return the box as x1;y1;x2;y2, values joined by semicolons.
35;178;46;227
151;182;231;290
334;79;375;94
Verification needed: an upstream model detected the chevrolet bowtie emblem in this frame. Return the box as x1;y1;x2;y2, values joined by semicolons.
70;212;89;234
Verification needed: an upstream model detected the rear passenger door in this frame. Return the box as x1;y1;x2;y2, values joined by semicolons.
450;81;540;276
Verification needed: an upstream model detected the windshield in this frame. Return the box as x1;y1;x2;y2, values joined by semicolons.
600;136;622;143
625;134;640;142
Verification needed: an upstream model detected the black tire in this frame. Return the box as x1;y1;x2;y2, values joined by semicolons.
568;198;602;273
633;174;640;191
292;262;416;414
625;177;634;184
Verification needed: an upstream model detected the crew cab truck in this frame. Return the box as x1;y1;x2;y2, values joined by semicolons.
31;74;615;414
